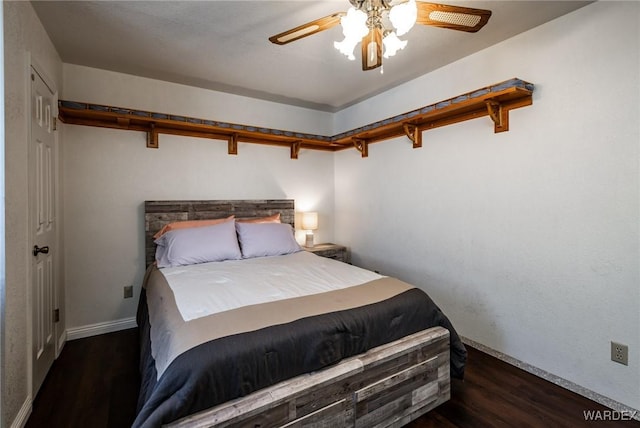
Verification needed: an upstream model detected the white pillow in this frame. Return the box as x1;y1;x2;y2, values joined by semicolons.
155;220;241;268
236;222;301;259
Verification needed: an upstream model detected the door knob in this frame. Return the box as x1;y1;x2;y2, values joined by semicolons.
33;245;49;256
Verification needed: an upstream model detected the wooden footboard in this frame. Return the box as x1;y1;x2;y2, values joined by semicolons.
169;326;451;428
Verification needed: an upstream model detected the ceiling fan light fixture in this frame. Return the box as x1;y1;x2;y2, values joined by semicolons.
334;38;359;60
334;7;369;60
270;1;492;72
382;31;407;58
389;0;417;36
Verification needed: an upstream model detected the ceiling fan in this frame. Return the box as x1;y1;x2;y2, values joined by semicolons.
269;0;492;71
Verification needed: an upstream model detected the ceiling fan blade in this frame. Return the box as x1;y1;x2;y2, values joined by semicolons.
361;27;383;71
269;12;345;45
416;2;491;33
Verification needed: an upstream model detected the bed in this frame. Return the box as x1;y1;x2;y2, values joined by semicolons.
135;200;466;427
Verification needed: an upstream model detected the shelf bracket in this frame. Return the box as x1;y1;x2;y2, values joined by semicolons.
485;100;509;133
147;124;159;149
228;133;238;155
290;141;301;159
353;138;368;158
403;123;422;149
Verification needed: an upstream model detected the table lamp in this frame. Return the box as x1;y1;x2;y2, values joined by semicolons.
302;212;318;247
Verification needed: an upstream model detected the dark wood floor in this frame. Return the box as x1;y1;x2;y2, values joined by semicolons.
26;328;638;428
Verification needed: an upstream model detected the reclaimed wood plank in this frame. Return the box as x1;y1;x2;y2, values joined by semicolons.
144;199;295;267
168;327;450;428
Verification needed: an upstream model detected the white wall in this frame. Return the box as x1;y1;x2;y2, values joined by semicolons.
3;1;63;425
335;1;639;410
63;65;333;136
20;0;638;419
62;65;336;331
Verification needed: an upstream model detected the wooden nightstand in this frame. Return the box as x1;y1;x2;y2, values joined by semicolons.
304;243;348;263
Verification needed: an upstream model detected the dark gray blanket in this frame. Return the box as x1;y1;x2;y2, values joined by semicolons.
134;285;466;427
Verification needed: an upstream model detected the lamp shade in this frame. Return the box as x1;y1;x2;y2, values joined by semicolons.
334;7;368;60
389;0;417;36
301;212;318;230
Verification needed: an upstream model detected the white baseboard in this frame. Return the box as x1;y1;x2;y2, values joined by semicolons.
66;317;137;341
56;329;67;358
462;336;640;421
10;394;32;428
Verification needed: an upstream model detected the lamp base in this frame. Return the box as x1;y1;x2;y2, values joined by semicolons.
305;233;314;248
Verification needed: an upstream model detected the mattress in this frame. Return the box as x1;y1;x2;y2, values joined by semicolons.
134;252;466;427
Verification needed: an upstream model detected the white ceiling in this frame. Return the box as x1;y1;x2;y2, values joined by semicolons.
32;1;591;112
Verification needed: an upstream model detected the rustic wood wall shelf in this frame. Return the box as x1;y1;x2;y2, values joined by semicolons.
58;78;533;159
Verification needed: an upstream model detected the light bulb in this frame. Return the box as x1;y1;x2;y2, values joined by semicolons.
334;7;369;60
389;0;417;37
334;38;359;60
341;8;368;39
383;32;407;58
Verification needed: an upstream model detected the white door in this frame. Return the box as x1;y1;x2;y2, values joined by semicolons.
30;67;57;395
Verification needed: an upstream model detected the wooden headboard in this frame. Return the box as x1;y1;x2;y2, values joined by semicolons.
144;199;295;267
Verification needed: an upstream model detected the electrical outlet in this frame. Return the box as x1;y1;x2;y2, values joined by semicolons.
611;342;628;365
124;285;134;299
